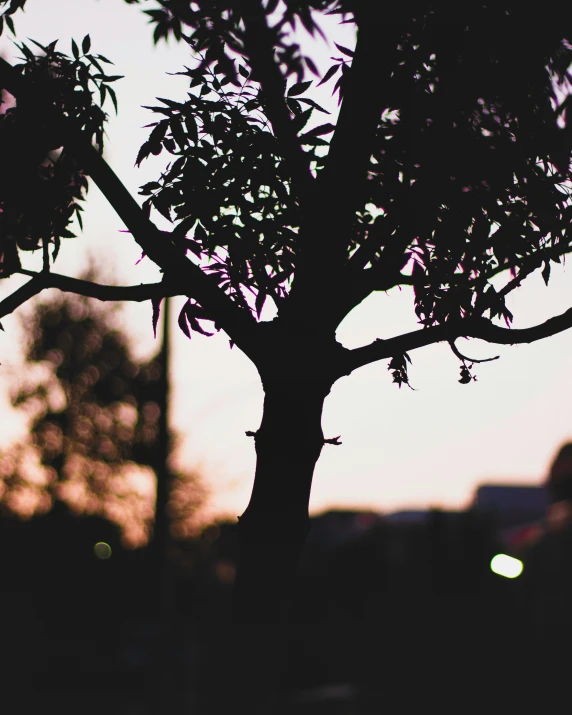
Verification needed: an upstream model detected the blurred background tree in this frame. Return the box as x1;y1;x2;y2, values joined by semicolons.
0;274;213;714
0;276;206;546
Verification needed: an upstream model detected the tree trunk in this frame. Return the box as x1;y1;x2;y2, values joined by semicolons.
229;376;331;711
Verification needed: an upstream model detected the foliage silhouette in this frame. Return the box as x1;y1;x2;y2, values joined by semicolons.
2;2;572;707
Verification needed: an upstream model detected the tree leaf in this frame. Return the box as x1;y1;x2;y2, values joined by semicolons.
303;123;335;137
334;42;354;58
292;108;313;134
184;113;198;143
170;117;187;150
178;303;191;339
298;135;329;146
287;80;312;97
255;290;266;319
152;296;162;338
135;141;152;167
86;53;103;72
297;97;330;114
107;85;118;113
52;236;61;262
187;312;214;337
316;63;340;87
92;74;123;82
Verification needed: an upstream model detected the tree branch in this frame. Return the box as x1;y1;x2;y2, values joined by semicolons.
326;269;413;331
0;276;45;322
0;56;259;356
288;20;402;319
342;308;572;375
312;21;398;252
0;271;183;320
448;339;499;365
241;0;314;206
470;239;572;298
347;221;387;273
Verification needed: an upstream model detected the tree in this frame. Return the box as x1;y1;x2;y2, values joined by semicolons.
2;1;572;706
0;285;205;547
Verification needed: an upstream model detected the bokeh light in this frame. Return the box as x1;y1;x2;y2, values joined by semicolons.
490;553;523;579
94;541;112;560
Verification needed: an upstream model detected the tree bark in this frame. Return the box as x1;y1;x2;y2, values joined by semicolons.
234;379;329;621
229;374;331;711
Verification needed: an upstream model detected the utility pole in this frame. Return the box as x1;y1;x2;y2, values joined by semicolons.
150;297;180;714
154;295;172;601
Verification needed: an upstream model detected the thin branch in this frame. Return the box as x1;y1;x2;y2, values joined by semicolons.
496;273;534;301
448;340;499;364
241;0;314;206
347;229;385;273
46;274;179;301
342;308;572;375
474;240;572;295
0;276;45;321
0;271;183;320
0;57;259;355
42;236;49;273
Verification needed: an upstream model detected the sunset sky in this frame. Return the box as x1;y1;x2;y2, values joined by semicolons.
1;0;572;524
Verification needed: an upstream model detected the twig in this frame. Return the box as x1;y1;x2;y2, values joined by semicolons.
448;340;500;365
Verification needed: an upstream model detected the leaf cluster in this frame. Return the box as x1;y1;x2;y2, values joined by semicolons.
136;42;314;322
126;1;348;47
357;7;572;329
387;352;413;390
0;0;25;37
0;36;121;277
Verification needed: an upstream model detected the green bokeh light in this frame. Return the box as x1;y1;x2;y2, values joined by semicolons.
94;542;112;560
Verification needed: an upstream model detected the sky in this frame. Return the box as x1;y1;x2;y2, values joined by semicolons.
1;0;572;524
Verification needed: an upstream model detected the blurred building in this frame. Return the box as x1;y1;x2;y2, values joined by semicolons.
473;483;549;525
382;509;430;524
306;509;380;549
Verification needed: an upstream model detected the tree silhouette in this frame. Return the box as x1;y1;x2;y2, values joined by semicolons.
2;3;572;706
0;285;205;547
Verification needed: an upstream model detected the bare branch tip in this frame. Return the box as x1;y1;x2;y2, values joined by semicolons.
449;340;500;365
